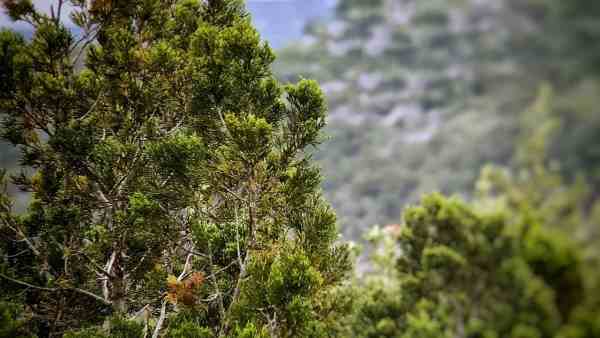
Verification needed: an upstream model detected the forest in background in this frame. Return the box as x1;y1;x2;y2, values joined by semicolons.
1;0;599;337
275;0;600;243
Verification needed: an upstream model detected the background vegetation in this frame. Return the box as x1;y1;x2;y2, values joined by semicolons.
276;0;600;243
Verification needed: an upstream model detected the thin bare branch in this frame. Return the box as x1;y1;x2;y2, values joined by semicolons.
0;271;110;306
78;251;116;279
178;254;193;282
0;214;41;256
152;300;168;338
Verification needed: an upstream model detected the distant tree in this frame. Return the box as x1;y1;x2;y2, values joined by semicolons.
475;83;600;268
273;0;532;240
272;0;600;243
506;0;600;79
353;194;600;338
0;0;351;336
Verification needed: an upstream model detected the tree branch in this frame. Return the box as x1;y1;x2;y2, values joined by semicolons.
0;271;110;306
0;214;41;257
78;251;116;279
0;271;54;291
178;253;193;282
152;300;168;338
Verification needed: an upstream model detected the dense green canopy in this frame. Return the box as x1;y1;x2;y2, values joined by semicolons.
1;0;599;337
0;0;350;336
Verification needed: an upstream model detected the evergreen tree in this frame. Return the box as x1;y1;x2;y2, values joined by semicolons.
0;0;351;336
475;84;600;268
353;194;600;338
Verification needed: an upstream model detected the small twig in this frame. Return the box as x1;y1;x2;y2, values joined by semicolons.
71;286;111;306
72;27;100;66
0;271;54;291
208;243;226;321
53;0;64;25
235;207;243;268
1;214;41;256
152;300;168;338
78;91;102;121
103;251;117;300
178;254;193;282
5;249;30;259
166;118;185;135
0;271;110;305
220;185;249;204
203;261;236;281
79;251;116;279
180;246;209;259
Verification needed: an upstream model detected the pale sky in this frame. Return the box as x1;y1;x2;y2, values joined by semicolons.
0;0;336;47
0;0;67;30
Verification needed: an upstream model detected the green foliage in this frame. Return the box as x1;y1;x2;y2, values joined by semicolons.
2;0;600;337
233;323;270;338
476;82;600;261
63;316;143;338
0;301;35;338
353;193;599;338
164;312;213;338
0;0;351;336
146;131;206;182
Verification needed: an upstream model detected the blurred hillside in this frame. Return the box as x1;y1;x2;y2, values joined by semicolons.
274;0;600;240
